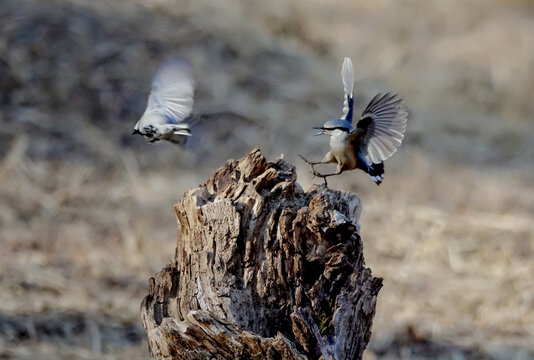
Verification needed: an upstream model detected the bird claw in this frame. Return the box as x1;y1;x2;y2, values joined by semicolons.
299;155;319;174
298;155;328;186
298;155;312;165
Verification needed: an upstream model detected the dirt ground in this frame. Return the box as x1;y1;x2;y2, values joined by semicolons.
1;0;534;359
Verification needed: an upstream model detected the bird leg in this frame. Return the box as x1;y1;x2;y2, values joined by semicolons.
298;155;339;187
298;155;329;171
309;171;341;187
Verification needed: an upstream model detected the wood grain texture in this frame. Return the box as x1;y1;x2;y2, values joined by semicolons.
141;148;382;359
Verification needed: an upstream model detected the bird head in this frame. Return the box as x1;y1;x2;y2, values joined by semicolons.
313;119;353;136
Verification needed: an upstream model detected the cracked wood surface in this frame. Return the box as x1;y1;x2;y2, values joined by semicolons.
141;148;382;359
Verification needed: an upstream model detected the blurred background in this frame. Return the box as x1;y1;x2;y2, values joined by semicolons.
1;0;534;359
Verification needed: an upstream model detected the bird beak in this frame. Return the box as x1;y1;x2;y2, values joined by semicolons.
313;126;326;136
132;129;141;135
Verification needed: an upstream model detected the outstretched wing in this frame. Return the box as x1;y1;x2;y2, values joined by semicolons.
354;92;408;164
144;57;195;124
340;57;354;123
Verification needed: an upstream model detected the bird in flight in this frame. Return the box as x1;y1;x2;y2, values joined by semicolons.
300;57;408;186
132;57;195;145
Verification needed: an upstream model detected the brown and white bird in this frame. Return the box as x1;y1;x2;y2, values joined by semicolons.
301;57;408;186
132;57;195;144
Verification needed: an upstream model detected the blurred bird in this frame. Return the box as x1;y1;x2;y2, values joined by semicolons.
132;58;195;144
300;57;408;186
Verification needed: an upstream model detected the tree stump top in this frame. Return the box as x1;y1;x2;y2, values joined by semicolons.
141;148;382;360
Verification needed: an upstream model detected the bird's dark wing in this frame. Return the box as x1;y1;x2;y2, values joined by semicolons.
350;92;408;164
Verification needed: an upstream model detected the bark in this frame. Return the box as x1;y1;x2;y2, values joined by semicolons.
140;148;382;360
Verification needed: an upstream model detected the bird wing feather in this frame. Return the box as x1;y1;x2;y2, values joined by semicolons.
350;92;408;164
145;58;195;124
340;57;354;123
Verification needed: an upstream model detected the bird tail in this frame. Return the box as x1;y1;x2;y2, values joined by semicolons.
166;133;189;145
159;123;192;136
366;162;384;185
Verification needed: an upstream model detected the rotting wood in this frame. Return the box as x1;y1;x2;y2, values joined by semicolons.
141;148;382;360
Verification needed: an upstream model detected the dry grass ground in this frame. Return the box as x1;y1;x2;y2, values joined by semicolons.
1;0;534;359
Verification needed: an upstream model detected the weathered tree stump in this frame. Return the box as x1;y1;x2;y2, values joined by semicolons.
140;148;382;360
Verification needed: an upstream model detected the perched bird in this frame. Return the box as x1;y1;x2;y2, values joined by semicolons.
132;58;195;144
300;57;408;186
